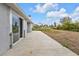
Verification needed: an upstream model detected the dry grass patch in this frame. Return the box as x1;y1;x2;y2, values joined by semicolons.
43;29;79;55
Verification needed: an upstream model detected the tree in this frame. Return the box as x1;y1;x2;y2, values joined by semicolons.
59;16;72;30
60;16;72;24
54;22;56;27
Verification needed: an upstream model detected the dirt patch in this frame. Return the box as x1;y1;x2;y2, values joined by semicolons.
43;29;79;55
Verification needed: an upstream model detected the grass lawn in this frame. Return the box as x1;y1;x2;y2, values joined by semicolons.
42;29;79;55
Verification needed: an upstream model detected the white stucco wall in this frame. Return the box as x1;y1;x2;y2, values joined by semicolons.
27;23;32;33
0;4;29;55
0;4;10;55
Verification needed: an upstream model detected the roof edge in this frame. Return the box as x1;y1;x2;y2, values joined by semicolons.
5;3;32;23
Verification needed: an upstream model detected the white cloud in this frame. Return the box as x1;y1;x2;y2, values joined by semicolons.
46;6;79;24
33;3;58;13
71;12;79;18
70;6;79;20
59;8;66;13
47;8;69;18
32;5;79;25
29;8;33;11
75;6;79;12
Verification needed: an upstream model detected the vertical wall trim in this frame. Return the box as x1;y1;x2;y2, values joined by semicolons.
9;8;13;48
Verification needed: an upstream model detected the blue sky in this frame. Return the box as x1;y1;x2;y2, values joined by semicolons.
17;3;79;25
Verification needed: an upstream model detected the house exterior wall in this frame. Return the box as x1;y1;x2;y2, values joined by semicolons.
27;23;32;33
0;3;31;55
0;4;10;55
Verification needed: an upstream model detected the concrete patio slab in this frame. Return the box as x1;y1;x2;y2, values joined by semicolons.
3;31;77;56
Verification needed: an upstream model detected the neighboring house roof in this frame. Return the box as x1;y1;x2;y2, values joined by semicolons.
6;3;32;23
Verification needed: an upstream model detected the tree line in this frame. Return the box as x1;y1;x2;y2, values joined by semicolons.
56;17;79;32
33;16;79;32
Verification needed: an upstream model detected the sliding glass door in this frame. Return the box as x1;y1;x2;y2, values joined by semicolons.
12;15;20;43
